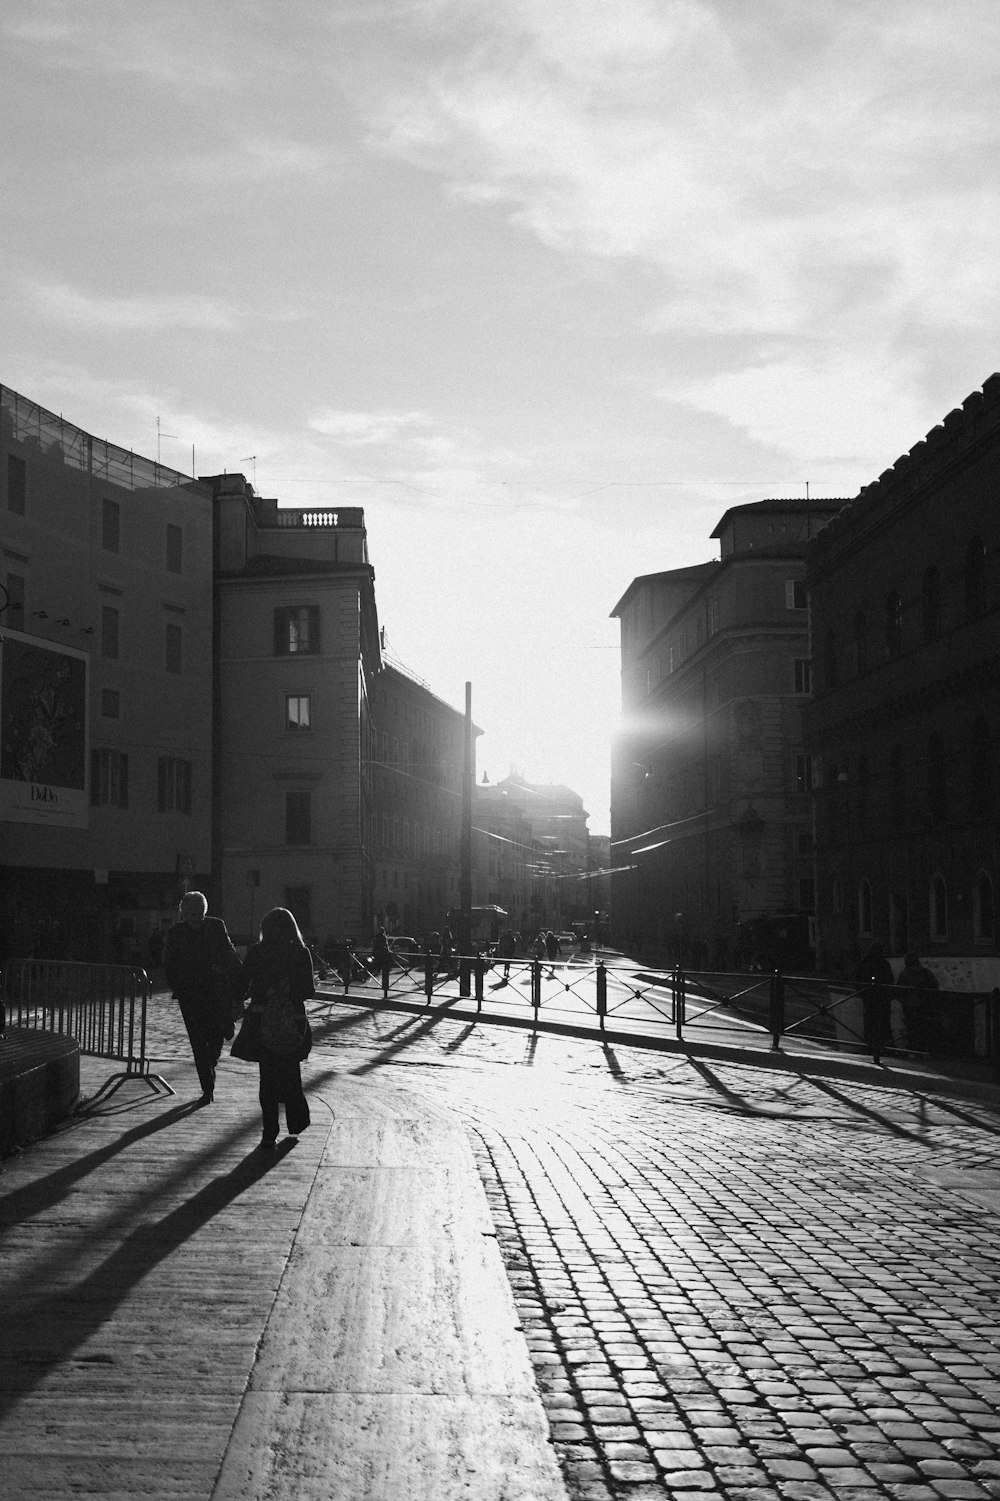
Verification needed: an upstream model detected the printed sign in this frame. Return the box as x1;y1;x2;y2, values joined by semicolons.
0;628;89;827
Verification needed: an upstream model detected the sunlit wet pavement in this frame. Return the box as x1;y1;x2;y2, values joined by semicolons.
3;983;1000;1499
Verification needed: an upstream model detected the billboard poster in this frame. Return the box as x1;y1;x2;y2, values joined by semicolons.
0;627;89;827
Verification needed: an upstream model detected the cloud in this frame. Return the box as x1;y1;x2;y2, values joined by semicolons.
308;409;439;446
366;0;1000;353
173;136;340;188
26;280;241;333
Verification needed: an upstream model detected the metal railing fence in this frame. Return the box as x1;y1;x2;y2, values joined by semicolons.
314;949;1000;1078
1;960;173;1104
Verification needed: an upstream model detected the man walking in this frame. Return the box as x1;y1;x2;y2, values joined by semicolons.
164;891;242;1103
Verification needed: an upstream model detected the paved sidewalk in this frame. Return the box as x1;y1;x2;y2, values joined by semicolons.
3;993;1000;1500
0;1047;566;1500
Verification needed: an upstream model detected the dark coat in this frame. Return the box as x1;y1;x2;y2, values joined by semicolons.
234;939;314;1063
163;915;240;1005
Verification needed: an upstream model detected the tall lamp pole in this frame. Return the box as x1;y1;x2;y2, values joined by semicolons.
459;681;473;993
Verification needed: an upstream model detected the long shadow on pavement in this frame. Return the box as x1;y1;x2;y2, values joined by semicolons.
0;1144;284;1422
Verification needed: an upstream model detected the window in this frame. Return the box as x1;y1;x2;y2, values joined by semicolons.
785;579;807;610
166;523;183;574
793;659;812;694
855;756;869;827
965;537;986;618
101;688;120;719
7;455;25;515
157;756;192;813
286;694;311;731
858;878;873;937
884;589;902;656
709;599;720;634
91;748;129;808
971;718;994;815
165;622;182;674
101;605;120;659
102;498;120;553
793;753;813;794
927;733;947;822
799;877;815;912
921;566;941;641
930;874;948;940
285;788;311;844
974;871;995;942
4;571;25;626
274;605;320;656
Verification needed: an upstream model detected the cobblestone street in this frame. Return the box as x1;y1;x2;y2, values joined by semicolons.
75;991;1000;1498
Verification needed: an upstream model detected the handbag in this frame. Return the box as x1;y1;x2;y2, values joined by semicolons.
230;1010;261;1063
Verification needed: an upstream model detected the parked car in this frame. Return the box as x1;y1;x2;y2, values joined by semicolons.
556;932;577;950
388;936;424;967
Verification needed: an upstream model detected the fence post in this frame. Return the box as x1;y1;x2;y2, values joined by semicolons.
769;970;785;1052
675;967;685;1040
596;961;607;1031
459;953;471;998
474;953;484;1011
424;950;434;1004
381;959;390;999
531;959;541;1024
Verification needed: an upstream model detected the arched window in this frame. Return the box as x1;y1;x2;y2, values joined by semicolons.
927;733;947;823
853;610;868;675
824;629;838;689
921;565;941;641
930;874;948;940
974;871;995;942
884;589;902;656
971;718;994;816
889;744;906;822
858;878;873;937
965;537;986;618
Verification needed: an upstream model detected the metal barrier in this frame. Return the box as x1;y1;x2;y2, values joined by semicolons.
313;949;1000;1079
1;960;173;1105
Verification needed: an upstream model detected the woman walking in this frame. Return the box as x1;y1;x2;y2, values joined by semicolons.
239;907;314;1149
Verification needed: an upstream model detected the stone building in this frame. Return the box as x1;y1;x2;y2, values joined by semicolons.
610;498;843;969
368;660;471;940
209;475;382;946
804;375;1000;987
485;775;591;934
1;385;213;963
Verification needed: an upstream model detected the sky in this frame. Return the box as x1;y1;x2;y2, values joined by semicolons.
3;0;1000;835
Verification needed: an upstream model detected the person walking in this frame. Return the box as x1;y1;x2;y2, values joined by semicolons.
163;890;242;1104
496;927;516;982
855;940;894;1053
240;908;314;1149
545;929;561;977
897;952;941;1052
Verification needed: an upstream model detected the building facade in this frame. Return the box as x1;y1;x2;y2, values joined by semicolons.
1;385;214;963
210;475;381;947
804;375;1000;987
368;661;470;940
484;775;591;934
610;499;843;970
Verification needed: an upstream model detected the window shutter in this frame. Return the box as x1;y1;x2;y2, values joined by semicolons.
274;607;288;656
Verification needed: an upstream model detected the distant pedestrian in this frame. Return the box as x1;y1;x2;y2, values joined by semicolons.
439;924;454;978
545;929;561;977
532;931;547;962
496;928;516;981
239;908;313;1149
372;925;391;980
855;940;894;1052
897;952;940;1052
163;891;242;1104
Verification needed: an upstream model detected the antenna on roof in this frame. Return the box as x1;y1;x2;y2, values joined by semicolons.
156;416;177;465
240;455;257;487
